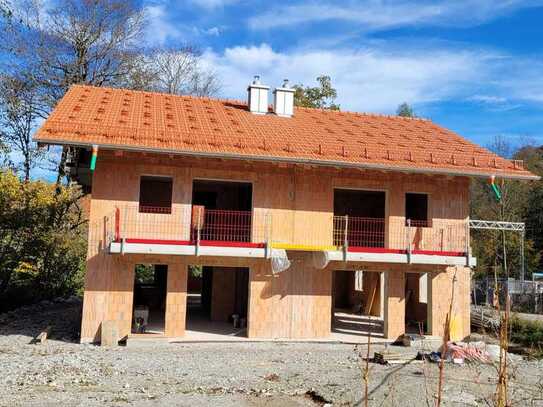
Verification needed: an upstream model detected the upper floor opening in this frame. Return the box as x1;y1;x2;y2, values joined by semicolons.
139;176;173;214
191;180;253;243
333;189;386;249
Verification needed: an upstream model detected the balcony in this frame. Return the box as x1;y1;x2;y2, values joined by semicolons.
95;205;268;258
332;216;468;256
96;205;473;266
190;207;265;247
333;216;386;249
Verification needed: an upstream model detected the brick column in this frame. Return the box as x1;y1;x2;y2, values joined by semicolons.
428;266;471;340
165;263;188;338
247;257;332;339
81;255;134;344
383;270;406;340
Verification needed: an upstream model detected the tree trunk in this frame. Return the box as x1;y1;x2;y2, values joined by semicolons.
55;146;70;187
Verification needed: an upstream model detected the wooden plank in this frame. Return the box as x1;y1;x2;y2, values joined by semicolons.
364;279;377;315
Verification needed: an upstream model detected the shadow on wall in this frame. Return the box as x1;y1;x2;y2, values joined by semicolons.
257;252;332;300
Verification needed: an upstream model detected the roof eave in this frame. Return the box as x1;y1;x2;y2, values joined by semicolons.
35;138;541;181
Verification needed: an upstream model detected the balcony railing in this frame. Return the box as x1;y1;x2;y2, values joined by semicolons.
138;205;172;214
107;205;269;247
93;205;469;258
333;216;385;248
190;208;254;243
332;215;467;255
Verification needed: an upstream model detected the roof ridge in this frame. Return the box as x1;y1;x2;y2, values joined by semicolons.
69;84;430;122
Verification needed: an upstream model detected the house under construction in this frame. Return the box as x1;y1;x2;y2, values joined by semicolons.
34;78;538;344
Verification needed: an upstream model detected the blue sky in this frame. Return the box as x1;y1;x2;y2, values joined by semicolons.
141;0;543;148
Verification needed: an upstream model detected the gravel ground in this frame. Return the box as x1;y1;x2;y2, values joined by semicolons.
2;300;543;406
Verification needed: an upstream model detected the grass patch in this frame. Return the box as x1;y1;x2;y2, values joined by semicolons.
510;316;543;358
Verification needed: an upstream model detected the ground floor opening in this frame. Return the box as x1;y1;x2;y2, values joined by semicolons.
405;272;429;335
185;265;249;338
131;264;168;335
81;252;470;345
332;270;384;338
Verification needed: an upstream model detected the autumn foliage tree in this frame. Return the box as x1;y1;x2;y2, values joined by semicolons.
0;170;86;311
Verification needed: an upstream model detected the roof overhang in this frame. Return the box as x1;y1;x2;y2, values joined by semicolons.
36;138;541;181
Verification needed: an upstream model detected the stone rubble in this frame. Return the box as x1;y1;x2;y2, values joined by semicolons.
1;299;542;406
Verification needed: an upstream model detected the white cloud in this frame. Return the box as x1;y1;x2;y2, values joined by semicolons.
501;59;543;103
468;95;508;104
188;0;239;10
248;0;543;31
142;3;226;45
205;26;221;36
144;4;185;45
202;43;495;113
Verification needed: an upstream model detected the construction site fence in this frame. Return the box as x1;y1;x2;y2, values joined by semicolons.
472;277;543;314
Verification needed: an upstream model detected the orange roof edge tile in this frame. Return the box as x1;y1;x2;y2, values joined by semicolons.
34;84;539;181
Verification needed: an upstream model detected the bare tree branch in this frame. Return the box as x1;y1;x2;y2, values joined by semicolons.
0;74;43;180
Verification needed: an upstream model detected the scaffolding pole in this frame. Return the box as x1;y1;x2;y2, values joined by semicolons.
469;219;526;282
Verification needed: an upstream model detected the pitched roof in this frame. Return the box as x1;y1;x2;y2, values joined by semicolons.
34;84;538;180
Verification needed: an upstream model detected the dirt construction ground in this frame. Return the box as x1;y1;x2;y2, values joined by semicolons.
2;300;543;406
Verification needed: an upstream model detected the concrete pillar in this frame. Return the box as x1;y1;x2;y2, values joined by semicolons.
164;262;188;338
383;270;406;340
428;266;471;340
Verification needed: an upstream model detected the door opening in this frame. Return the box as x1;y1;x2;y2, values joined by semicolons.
405;272;428;334
332;270;384;337
132;264;167;335
186;266;249;337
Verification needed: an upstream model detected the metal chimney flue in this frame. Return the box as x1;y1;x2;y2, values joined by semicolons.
247;75;270;115
273;78;295;117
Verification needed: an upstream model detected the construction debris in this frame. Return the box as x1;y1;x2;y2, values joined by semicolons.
30;326;51;344
471;306;500;331
372;350;421;365
421;341;492;364
443;342;491;363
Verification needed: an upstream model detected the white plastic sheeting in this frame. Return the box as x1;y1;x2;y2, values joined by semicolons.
271;249;291;274
354;270;364;291
311;251;330;270
419;273;428;304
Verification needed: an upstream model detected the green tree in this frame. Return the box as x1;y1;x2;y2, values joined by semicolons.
0;170;86;310
135;264;155;284
397;102;415;117
293;75;339;110
516;145;543;270
470;136;541;280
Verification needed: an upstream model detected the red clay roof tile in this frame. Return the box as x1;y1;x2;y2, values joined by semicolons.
34;85;538;180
